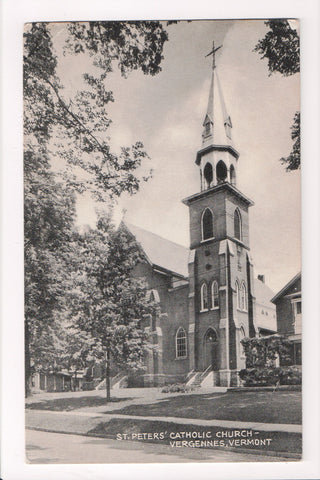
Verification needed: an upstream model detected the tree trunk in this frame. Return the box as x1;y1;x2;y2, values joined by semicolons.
25;319;31;397
106;348;111;402
74;370;77;392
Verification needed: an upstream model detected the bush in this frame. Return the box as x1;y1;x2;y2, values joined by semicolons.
239;366;302;387
161;383;195;394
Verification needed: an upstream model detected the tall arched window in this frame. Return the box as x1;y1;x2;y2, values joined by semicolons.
241;282;247;311
200;283;208;311
211;280;219;309
176;327;187;358
202;208;214;240
235;281;240;310
234;208;242;241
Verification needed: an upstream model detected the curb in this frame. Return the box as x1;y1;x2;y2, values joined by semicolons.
26;426;302;460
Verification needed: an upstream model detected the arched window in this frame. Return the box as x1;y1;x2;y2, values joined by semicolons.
230;164;236;186
200;283;208;311
203;163;213;189
202;208;214;240
211;280;219;309
239;326;246;358
234;208;242;241
235;281;240;310
216;160;228;183
176;327;187;358
241;282;247;311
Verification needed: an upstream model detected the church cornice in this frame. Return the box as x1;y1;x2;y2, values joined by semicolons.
195;144;239;165
182;182;254;207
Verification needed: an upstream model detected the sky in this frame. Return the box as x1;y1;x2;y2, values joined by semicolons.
51;20;300;293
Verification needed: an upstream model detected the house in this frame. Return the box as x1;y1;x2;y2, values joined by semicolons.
271;273;302;366
118;44;276;387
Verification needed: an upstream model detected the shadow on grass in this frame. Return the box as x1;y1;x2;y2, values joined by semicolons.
26;396;134;411
105;391;302;425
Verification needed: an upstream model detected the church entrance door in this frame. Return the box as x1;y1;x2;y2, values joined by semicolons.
203;328;218;371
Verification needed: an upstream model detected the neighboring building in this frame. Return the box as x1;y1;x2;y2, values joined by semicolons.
271;273;302;366
254;275;277;335
119;47;276;387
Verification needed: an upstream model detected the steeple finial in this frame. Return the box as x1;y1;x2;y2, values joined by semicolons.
205;41;223;70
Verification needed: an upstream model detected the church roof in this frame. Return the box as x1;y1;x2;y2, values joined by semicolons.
123;221;189;278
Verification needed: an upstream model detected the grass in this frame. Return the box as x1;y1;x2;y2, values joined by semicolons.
26;395;134;411
108;391;302;425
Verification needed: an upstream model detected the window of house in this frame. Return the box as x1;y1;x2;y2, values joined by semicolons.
176;327;187;358
211;280;219;309
234;209;242;241
202;208;214;240
200;283;208;311
296;301;302;314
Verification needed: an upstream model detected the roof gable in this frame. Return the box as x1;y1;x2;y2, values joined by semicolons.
122;221;189;278
271;273;301;303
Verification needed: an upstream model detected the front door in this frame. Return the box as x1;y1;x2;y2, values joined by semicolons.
203;328;218;370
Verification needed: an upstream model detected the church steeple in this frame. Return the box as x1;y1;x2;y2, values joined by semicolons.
196;42;239;191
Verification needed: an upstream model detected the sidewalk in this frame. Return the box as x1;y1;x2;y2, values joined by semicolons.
26;407;302;459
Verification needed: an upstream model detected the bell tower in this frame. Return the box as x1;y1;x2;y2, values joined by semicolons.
183;42;257;387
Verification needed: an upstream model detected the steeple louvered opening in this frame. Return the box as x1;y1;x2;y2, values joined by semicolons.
216;160;227;183
203;162;213;189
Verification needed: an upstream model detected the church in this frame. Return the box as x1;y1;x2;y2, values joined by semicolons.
120;44;276;388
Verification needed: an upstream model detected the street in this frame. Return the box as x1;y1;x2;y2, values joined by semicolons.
26;429;292;464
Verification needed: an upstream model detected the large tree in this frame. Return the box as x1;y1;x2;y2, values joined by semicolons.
24;21;169;395
254;19;300;171
68;216;157;400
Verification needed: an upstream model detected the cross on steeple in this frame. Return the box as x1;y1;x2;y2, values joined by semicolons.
205;41;223;70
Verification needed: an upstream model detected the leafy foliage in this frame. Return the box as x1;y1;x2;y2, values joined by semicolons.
239;366;302;387
239;334;300;387
281;111;300;171
24;21;169;395
24;21;169;200
255;20;300;170
240;334;292;368
66;217;158;398
254;20;299;76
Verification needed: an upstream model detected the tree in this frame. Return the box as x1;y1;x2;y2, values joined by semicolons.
24;22;169;200
24;150;77;395
254;20;300;170
68;215;157;400
24;21;169;395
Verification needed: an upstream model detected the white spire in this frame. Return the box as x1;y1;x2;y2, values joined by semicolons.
202;46;234;149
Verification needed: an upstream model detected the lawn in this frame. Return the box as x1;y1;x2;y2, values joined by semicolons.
26;395;134;411
108;391;302;425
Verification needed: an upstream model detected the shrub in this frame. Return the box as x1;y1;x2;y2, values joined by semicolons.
239;366;301;387
241;335;292;368
161;383;195;394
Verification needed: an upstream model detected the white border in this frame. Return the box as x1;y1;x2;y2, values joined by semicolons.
1;0;319;479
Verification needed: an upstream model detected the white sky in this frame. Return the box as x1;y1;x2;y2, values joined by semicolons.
51;20;300;293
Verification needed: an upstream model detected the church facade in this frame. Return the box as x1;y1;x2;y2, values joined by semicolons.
121;47;276;387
